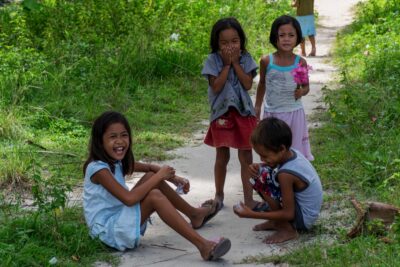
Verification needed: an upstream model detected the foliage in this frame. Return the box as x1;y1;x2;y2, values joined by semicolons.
0;0;293;185
0;206;118;266
321;0;400;198
0;155;117;266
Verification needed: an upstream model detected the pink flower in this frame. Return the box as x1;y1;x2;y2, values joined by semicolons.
291;63;312;86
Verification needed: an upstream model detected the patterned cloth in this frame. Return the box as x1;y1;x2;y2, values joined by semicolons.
252;164;282;202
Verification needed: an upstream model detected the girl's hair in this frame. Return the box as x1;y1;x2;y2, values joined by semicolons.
83;111;134;176
251;117;292;152
269;15;303;49
210;17;247;53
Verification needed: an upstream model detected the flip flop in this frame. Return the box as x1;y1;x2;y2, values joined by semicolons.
193;202;220;229
207;238;231;261
252;201;270;212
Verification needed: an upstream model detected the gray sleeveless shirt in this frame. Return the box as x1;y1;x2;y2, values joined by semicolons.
277;149;323;229
264;54;304;113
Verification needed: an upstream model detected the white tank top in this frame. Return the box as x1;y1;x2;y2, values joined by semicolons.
264;54;304;113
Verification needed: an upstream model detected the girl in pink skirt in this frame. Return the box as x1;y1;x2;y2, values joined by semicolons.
255;15;314;161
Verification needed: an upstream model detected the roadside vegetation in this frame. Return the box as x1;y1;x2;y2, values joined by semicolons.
0;0;293;266
2;0;398;265
252;0;400;265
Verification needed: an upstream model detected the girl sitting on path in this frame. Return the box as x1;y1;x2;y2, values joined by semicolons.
201;17;264;212
83;111;231;261
233;117;323;244
255;15;314;161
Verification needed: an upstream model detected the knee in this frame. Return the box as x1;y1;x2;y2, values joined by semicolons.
146;189;165;203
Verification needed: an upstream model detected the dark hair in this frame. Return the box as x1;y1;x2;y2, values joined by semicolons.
83;111;134;176
210;17;247;53
269;15;303;49
251;117;292;152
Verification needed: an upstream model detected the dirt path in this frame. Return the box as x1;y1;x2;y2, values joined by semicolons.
103;1;361;266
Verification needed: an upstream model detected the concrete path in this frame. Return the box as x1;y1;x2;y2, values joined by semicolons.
107;1;361;266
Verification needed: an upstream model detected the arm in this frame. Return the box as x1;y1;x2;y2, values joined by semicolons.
134;161;160;173
134;161;190;193
254;56;269;119
232;63;253;91
209;48;231;94
231;47;253;91
233;173;297;221
92;165;174;206
208;67;230;94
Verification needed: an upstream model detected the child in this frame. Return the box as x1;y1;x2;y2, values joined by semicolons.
201;17;263;212
292;0;316;56
233;117;323;244
83;111;231;261
255;15;314;161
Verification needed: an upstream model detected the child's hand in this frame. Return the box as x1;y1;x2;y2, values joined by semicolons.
233;202;253;218
170;175;190;194
294;87;303;100
157;165;175;180
220;47;232;66
231;46;240;64
248;163;260;178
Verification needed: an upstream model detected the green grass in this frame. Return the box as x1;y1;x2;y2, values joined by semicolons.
0;207;118;267
0;0;293;185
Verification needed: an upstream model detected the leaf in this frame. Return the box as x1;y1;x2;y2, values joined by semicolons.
22;0;41;11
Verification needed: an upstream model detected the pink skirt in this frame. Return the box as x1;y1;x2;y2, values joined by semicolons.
263;109;314;161
205;108;257;150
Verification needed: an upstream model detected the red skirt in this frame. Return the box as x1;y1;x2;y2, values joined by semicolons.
204;108;257;150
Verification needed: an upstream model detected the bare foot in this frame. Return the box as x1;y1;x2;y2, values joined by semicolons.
308;50;316;57
263;228;298;244
191;204;216;229
201;196;224;210
253;220;276;231
199;240;217;260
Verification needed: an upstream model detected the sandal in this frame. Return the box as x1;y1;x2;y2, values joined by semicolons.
193;202;220;229
207;237;231;261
